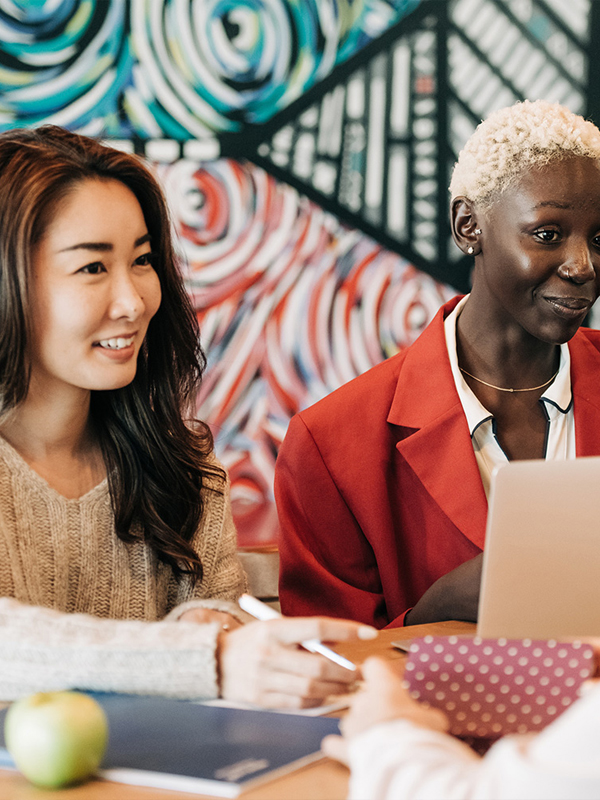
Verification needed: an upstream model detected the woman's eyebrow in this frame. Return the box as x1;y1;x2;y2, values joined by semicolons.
58;233;151;253
535;200;571;209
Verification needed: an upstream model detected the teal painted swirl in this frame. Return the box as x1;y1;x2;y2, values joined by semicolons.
126;0;420;135
0;0;132;134
0;0;420;135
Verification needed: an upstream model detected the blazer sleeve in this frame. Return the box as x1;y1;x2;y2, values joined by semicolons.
276;414;394;628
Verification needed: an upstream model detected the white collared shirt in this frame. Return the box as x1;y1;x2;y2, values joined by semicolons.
444;296;575;498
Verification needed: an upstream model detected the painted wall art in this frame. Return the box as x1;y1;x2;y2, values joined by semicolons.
1;0;596;543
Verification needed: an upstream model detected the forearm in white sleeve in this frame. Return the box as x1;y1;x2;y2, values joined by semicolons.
347;685;600;800
347;720;481;800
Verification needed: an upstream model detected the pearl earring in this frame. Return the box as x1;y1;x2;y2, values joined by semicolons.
475;228;482;235
467;246;474;255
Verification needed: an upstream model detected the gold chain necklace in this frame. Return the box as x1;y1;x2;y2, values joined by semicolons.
459;367;560;393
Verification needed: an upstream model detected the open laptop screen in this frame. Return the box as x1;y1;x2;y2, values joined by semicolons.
477;456;600;639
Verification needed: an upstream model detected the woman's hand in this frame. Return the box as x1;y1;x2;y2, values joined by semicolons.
322;657;449;764
178;608;242;631
217;617;377;708
340;658;449;738
405;553;483;626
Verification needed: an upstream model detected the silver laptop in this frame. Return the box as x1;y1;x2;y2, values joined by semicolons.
477;456;600;639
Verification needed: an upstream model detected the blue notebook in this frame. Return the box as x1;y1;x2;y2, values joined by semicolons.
0;693;340;797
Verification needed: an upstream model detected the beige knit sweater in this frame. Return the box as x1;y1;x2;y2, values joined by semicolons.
0;435;248;700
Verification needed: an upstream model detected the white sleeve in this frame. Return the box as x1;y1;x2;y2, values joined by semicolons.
347;685;600;800
347;720;481;800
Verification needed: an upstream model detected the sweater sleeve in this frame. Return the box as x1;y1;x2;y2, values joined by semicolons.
346;685;600;800
0;596;222;701
0;456;247;701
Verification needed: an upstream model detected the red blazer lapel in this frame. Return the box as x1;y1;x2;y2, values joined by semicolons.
570;331;600;457
387;300;488;551
381;313;600;554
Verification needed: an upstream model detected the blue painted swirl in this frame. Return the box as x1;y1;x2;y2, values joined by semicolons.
0;0;132;134
127;0;421;135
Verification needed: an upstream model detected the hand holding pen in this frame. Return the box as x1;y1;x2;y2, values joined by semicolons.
216;595;378;708
238;594;361;671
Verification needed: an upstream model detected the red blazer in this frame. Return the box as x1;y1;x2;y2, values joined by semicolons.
275;297;600;628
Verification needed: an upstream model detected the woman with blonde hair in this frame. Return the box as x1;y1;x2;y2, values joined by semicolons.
277;99;600;627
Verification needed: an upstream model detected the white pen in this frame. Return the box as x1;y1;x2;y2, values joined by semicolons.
238;593;357;672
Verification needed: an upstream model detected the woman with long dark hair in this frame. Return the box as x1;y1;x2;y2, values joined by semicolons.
0;126;373;704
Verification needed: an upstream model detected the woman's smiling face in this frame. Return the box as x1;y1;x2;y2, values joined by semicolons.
473;156;600;345
29;177;162;398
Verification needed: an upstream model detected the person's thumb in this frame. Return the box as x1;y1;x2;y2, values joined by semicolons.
321;734;349;765
362;656;399;684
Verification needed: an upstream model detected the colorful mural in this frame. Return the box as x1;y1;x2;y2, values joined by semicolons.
1;0;597;544
158;157;452;543
0;0;419;135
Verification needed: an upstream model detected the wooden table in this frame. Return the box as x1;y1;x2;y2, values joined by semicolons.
0;620;476;800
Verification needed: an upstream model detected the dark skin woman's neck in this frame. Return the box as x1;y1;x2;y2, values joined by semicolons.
455;295;562;461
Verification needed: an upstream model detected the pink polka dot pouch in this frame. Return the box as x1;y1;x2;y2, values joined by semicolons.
403;636;595;739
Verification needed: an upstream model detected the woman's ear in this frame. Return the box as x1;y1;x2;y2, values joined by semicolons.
451;197;481;256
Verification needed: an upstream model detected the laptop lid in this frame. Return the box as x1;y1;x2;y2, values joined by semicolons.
477;456;600;639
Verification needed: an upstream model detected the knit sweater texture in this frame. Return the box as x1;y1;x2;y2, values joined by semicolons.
0;435;248;700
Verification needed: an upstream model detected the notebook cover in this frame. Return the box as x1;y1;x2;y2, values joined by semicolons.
403;636;595;739
0;693;340;797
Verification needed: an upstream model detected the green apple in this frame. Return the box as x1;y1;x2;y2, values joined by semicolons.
4;691;108;789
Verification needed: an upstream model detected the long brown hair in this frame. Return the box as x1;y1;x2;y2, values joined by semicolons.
0;125;220;581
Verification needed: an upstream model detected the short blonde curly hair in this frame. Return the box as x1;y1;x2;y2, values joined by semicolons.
449;99;600;208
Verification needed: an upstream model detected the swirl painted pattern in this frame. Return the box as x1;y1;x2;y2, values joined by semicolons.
0;0;131;134
157;158;452;543
0;0;420;135
129;0;420;134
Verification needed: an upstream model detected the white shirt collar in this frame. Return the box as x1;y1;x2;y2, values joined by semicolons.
444;295;572;437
